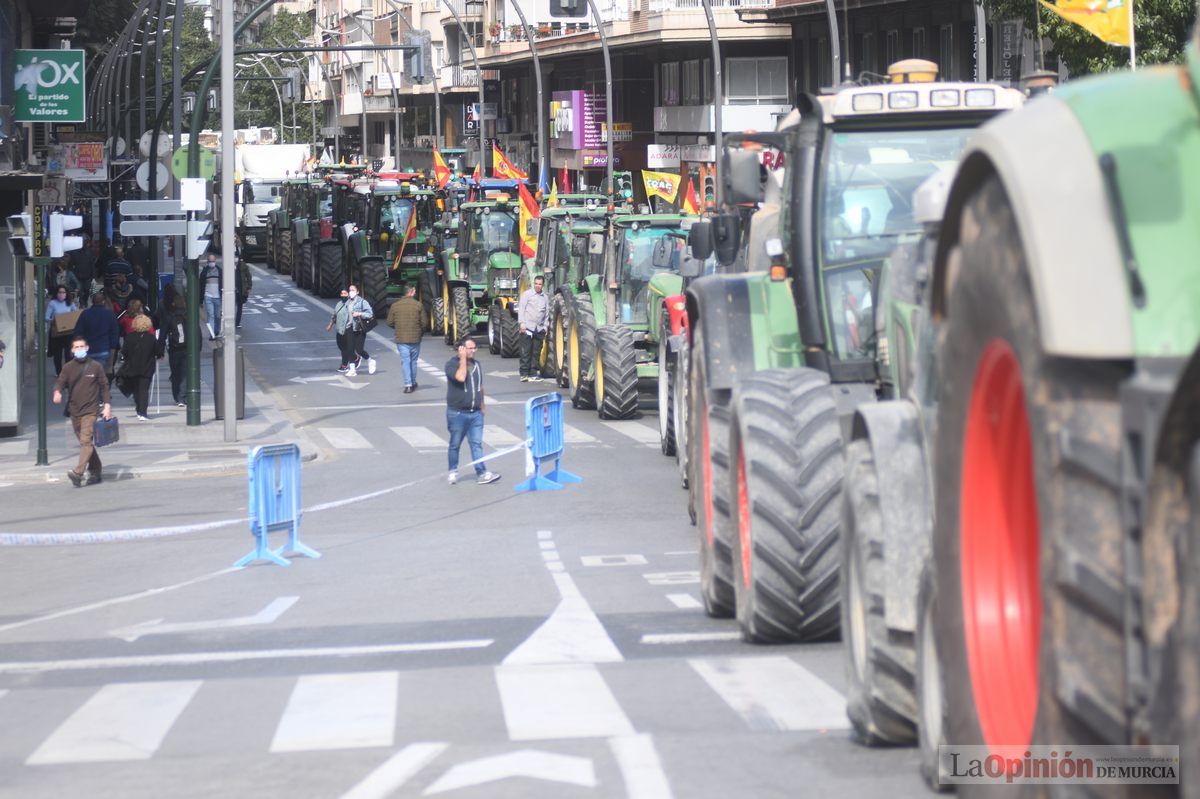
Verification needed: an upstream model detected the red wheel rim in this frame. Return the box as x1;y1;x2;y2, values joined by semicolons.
737;443;752;590
701;397;715;546
960;339;1041;748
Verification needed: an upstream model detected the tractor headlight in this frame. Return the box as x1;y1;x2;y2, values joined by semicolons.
493;278;518;290
401;254;425;263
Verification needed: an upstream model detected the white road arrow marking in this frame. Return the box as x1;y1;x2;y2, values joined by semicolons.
289;375;368;390
265;322;296;333
423;750;596;795
109;596;299;642
487;370;522;378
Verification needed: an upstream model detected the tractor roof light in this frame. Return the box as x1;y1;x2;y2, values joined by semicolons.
930;89;960;108
965;88;998;107
851;93;884;112
889;91;919;110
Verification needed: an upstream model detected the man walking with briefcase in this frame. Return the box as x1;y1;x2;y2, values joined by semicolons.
52;335;113;487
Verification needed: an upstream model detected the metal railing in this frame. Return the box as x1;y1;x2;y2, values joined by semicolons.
649;0;772;9
441;0;484;18
441;64;480;87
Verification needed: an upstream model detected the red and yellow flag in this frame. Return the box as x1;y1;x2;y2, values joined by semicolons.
681;178;700;215
517;182;540;259
493;145;529;181
392;207;419;271
1040;0;1132;46
432;148;451;189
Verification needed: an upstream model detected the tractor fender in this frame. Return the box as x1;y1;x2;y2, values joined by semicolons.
684;274;758;393
292;218;309;244
850;400;932;634
931;95;1133;358
664;293;688;337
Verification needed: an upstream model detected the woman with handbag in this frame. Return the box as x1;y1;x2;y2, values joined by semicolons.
341;285;375;377
119;314;159;420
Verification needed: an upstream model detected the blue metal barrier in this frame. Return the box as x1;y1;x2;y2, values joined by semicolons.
235;443;321;567
514;393;582;492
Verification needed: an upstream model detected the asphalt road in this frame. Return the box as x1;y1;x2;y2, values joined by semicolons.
0;264;933;798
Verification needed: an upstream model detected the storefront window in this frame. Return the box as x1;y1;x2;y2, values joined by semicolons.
659;62;680;106
682;60;701;106
726;57;788;105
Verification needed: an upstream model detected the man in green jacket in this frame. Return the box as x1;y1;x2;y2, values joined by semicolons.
386;285;428;393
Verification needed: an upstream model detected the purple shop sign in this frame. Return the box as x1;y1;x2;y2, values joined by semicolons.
551;90;585;150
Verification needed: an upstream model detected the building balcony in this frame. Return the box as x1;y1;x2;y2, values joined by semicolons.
440;64;481;89
648;0;773;10
440;0;483;25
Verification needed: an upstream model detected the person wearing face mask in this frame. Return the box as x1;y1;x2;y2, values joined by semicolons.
200;253;223;340
327;288;353;372
338;285;375;377
52;337;113;487
45;286;79;375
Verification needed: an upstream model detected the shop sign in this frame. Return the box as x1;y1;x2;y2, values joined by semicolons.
647;144;680;168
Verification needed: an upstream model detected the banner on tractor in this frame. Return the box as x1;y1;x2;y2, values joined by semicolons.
1039;0;1132;46
642;170;681;203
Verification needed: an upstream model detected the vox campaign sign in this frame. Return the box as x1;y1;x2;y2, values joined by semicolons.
14;50;86;122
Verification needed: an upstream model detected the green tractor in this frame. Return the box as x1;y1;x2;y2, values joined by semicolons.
565;214;694;420
426;213;458;337
270;176;312;284
682;63;1024;640
443;196;523;349
344;181;439;315
840;36;1200;792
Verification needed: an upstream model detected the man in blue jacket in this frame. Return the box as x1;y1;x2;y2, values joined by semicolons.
73;292;120;376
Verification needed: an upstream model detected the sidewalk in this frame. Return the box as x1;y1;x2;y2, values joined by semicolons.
0;345;319;484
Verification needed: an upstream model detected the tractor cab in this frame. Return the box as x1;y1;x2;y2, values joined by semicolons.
457;198;522;291
369;184;438;303
607;215;694;330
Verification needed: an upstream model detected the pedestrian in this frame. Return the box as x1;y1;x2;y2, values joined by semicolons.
126;237;149;274
103;245;132;287
69;233;97;289
73;292;120;379
118;314;158;421
200;253;222;339
118;298;154;338
445;336;500;485
517;275;549;381
156;286;187;407
108;273;134;312
327;288;352;372
50;259;80;295
129;264;150;305
45;285;79;375
387;285;427;393
340;284;374;377
235;252;252;328
52;335;113;487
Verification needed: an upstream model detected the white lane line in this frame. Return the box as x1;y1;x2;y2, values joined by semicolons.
541;551;561;562
239;339;330;346
338;742;449;799
689;656;850;731
562;424;598;444
599;421;660;446
27;681;202;765
271;671;398;752
0;689;8;701
665;594;702;610
0;640;494;675
641;632;740;644
503;569;621;665
545;561;565;572
609;734;675;799
537;530;553;540
290;399;527;412
483;425;523;447
664;551;694;556
539;541;556;550
319;427;374;450
391;426;445;449
495;663;635;740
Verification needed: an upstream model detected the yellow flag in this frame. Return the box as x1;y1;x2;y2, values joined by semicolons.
642;170;681;203
547;179;558;207
1040;0;1132;46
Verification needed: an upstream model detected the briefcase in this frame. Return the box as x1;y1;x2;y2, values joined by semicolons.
92;417;120;448
52;310;81;336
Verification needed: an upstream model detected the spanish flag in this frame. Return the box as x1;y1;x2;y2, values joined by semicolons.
681;178;700;215
392;207;419;271
432;148;451;189
1040;0;1132;46
642;170;681;203
517;182;540;259
493;145;529;181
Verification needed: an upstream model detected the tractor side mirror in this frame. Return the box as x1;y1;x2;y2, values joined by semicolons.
587;232;605;255
651;238;676;269
688;219;714;262
714;212;741;267
679;252;704;278
724;149;766;206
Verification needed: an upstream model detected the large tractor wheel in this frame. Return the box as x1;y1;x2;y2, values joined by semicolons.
500;311;521;359
419;273;443;334
729;368;842;643
657;314;675;456
687;333;735;617
359;259;388;316
548;295;569;387
442;282;455;345
916;562;950;792
431;297;445;335
277;230;293;276
317;244;342;298
450;286;471;346
266;229;276;270
675;334;691;495
487;308;501;354
842;439;917;744
933;176;1127;768
294;243;311;290
595;325;639;420
567;293;597;410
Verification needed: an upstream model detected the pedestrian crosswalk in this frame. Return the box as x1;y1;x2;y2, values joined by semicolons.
5;655;847;768
318;418;653;454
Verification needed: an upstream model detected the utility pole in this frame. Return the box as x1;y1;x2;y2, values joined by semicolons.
220;0;237;440
508;1;547;188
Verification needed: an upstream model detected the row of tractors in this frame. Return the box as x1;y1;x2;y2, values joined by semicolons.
647;44;1198;795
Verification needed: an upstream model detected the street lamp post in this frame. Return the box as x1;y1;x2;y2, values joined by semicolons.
507;1;547;189
582;0;614;198
438;0;486;179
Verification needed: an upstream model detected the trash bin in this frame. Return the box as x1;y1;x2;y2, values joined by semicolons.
212;344;245;420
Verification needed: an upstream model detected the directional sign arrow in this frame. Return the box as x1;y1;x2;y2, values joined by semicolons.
423;750;596;795
109;596;299;642
264;322;296;333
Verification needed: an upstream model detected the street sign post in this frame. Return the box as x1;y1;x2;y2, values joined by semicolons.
120;220;189;237
13;50;86;123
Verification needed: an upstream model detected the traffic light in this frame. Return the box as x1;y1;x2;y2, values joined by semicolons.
48;212;84;257
187;218;213;260
284;68;303;102
702;174;716;208
5;214;33;257
550;0;588;17
404;30;433;84
615;171;633;200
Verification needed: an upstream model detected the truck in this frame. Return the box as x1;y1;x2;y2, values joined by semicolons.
235;143;310;261
682;61;1023;640
841;36;1200;791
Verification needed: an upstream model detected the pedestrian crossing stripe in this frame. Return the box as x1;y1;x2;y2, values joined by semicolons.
13;657;846;766
319;428;374;450
318;423;608;452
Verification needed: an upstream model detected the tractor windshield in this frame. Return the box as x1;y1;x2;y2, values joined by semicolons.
464;208;519;284
376;198;415;237
616;226;686;326
820;126;973;361
317;189;333;218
